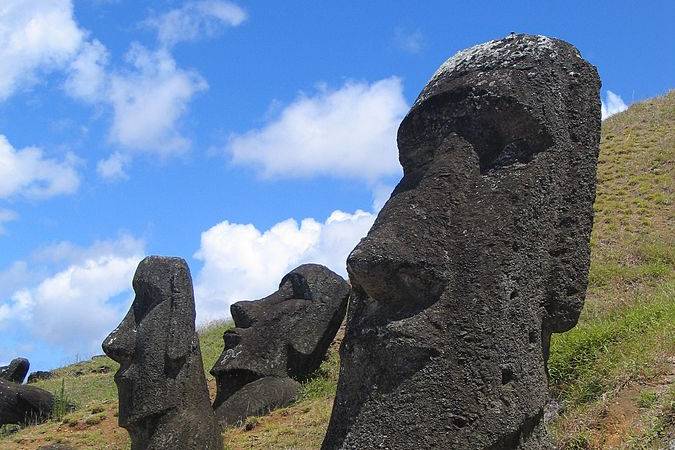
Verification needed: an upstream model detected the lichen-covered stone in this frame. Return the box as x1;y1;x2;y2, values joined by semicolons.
102;256;222;450
323;34;600;450
211;264;350;426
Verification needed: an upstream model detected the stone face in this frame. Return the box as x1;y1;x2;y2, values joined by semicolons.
322;34;600;450
0;379;53;425
0;358;29;384
211;264;350;426
102;256;222;450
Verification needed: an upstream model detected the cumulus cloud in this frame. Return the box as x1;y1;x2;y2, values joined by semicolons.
96;152;129;180
0;135;80;199
64;40;209;161
228;77;407;182
193;209;375;323
108;44;208;154
0;235;144;358
147;0;247;47
601;90;628;120
0;0;84;100
64;39;109;102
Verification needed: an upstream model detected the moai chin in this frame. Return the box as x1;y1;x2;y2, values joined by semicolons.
322;34;600;449
103;256;222;450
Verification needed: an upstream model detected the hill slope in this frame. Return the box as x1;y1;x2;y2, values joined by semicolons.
1;91;673;450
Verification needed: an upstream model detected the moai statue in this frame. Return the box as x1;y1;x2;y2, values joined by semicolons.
0;358;29;383
211;264;350;426
103;256;222;450
323;34;600;449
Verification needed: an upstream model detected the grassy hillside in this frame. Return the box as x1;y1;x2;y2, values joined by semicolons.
1;91;673;449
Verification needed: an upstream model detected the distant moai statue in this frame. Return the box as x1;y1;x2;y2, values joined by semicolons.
211;264;350;426
103;256;222;450
323;34;600;449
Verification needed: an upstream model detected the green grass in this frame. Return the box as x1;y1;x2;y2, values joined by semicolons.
637;391;659;409
298;348;341;401
32;356;118;409
548;91;674;448
197;320;233;377
549;281;674;405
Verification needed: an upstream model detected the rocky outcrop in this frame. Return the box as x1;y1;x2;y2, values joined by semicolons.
323;34;600;449
214;376;301;426
0;379;53;425
0;358;29;384
211;264;350;426
27;371;52;384
102;256;222;450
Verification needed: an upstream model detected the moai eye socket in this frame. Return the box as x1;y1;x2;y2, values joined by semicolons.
399;87;555;176
463;98;555;174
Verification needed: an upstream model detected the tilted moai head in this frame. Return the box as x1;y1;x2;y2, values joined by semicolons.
211;264;350;425
102;256;222;450
323;34;600;449
0;358;30;384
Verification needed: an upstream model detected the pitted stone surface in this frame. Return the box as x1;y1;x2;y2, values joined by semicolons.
211;264;350;426
322;34;600;450
102;256;222;450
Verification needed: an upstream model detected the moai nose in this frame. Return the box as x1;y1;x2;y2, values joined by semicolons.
102;311;136;365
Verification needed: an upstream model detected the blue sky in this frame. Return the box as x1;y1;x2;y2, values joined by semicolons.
0;0;673;372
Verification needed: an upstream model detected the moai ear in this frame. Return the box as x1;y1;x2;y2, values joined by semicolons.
166;266;194;362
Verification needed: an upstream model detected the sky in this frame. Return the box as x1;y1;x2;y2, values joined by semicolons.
0;0;673;372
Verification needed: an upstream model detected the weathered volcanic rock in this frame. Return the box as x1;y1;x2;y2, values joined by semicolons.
102;256;222;450
215;376;301;426
27;371;52;384
0;358;29;384
0;379;53;425
322;34;600;450
211;264;350;426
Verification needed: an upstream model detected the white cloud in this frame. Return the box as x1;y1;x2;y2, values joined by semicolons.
394;28;424;54
0;209;17;235
32;234;144;265
0;134;80;199
601;90;628;120
147;0;247;47
0;0;85;100
193;209;375;323
64;39;109;102
108;44;208;154
228;77;407;182
0;262;40;301
0;235;144;357
96;152;129;180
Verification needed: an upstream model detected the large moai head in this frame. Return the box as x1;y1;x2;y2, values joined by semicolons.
323;34;600;449
102;256;222;450
211;264;350;426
